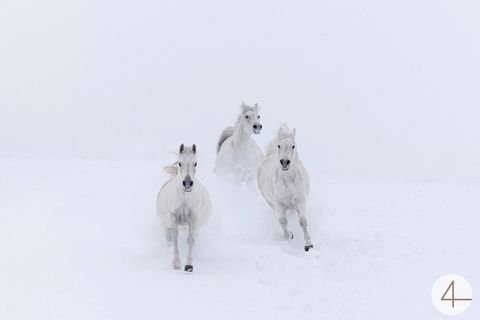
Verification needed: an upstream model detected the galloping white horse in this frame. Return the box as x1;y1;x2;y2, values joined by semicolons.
157;144;212;272
257;125;313;251
215;103;264;183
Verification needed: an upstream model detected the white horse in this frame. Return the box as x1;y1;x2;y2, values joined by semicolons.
215;102;264;183
156;144;212;272
257;125;313;251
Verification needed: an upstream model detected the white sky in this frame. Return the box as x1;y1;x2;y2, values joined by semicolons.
1;0;479;181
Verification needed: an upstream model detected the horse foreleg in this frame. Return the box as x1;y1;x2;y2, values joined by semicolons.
171;222;181;269
277;206;293;240
185;212;195;272
297;205;313;251
165;227;173;247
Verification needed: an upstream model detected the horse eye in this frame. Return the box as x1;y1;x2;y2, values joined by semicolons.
178;163;182;167
245;115;249;119
277;145;280;149
258;115;260;119
194;162;197;167
292;145;295;149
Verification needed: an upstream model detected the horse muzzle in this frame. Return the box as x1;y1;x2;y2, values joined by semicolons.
280;159;291;171
253;124;262;134
182;178;194;192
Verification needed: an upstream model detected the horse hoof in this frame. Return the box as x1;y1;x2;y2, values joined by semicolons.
285;232;294;240
304;244;314;252
184;265;193;272
173;259;181;270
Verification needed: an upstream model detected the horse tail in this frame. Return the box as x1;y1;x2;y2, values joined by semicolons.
217;126;235;154
163;161;179;177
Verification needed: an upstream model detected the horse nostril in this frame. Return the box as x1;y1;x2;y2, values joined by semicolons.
286;160;291;165
253;124;258;130
280;160;284;166
190;181;194;187
182;181;186;187
259;124;263;129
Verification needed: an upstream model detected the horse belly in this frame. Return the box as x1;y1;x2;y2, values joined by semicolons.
156;187;172;227
257;159;277;207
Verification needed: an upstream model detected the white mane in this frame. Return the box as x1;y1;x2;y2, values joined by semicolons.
266;124;292;156
163;158;179;177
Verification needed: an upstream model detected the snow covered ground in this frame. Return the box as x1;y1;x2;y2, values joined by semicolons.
1;155;478;319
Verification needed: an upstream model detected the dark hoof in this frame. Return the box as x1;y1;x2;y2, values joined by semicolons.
184;265;193;272
305;244;314;252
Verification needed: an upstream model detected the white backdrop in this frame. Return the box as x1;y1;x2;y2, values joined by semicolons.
1;0;479;181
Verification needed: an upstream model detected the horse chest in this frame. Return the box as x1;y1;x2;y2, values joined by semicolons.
170;195;198;224
222;140;259;179
275;177;304;208
228;141;257;162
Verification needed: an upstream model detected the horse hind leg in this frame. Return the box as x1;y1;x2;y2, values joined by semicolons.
165;227;173;246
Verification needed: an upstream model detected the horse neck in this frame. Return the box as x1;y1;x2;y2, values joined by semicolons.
232;124;251;147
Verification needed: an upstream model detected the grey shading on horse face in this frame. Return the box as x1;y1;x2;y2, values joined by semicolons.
240;102;262;135
277;129;296;171
178;143;197;192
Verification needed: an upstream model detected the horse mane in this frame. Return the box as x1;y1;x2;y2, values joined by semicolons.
266;124;292;156
163;152;179;177
217;126;235;154
163;162;178;177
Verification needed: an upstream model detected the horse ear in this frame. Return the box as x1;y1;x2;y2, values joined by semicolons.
291;128;296;138
253;103;258;111
179;144;185;153
192;144;197;153
241;101;248;113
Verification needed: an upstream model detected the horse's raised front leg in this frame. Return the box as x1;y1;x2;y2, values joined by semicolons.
184;210;196;272
297;204;313;251
276;205;293;240
170;221;181;269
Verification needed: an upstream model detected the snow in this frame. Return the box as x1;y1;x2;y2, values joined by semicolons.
1;155;479;319
1;0;480;318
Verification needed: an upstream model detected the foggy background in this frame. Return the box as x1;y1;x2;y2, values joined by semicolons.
1;0;479;181
2;2;480;319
